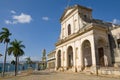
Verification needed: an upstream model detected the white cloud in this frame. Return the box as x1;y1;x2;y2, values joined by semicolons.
19;56;28;61
5;13;32;25
11;10;16;14
5;20;12;24
31;56;41;61
5;20;17;24
13;13;32;24
112;19;120;24
7;56;15;62
42;16;49;21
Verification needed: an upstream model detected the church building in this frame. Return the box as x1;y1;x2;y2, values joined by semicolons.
55;5;120;74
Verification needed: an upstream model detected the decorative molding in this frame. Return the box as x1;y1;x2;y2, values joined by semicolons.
55;23;107;46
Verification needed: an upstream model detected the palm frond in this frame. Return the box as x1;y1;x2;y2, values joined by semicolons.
0;27;11;43
7;47;14;55
8;39;25;57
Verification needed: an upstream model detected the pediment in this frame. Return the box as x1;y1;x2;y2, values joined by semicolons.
60;7;76;21
60;5;92;22
64;8;74;17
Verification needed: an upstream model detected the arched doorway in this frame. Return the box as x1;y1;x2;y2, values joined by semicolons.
67;46;73;68
98;47;104;66
82;40;92;67
57;50;61;68
97;39;108;67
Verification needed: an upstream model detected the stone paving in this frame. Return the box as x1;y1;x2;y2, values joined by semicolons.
1;70;120;80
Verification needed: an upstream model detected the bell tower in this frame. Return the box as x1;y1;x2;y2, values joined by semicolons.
42;49;46;62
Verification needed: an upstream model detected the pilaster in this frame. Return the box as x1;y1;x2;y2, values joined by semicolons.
91;35;97;74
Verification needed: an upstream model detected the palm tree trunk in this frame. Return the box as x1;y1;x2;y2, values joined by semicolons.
2;42;8;77
15;56;18;76
17;56;19;72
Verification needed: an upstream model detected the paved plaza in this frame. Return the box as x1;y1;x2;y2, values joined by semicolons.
1;70;120;80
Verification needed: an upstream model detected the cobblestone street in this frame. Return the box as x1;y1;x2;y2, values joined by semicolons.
1;71;120;80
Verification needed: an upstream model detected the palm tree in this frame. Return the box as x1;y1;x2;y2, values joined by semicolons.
11;60;15;65
8;39;25;76
0;27;11;77
26;57;33;68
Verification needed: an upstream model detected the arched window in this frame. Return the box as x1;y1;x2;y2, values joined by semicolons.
68;24;71;35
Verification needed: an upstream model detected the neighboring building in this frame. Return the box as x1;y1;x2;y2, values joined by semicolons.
47;50;56;69
55;4;120;74
110;27;120;67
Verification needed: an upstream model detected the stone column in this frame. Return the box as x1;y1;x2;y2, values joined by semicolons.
79;45;84;71
104;34;112;66
72;43;77;72
64;46;68;70
91;36;97;74
55;50;58;71
61;48;63;67
60;47;64;71
91;42;96;66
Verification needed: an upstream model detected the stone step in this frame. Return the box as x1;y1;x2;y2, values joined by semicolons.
63;68;73;73
83;67;92;74
98;67;120;76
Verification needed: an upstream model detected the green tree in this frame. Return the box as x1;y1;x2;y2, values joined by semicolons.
26;57;33;68
0;27;11;77
8;39;25;76
0;54;2;57
11;60;16;65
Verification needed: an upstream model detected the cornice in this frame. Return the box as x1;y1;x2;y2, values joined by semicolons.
55;23;108;46
47;50;56;56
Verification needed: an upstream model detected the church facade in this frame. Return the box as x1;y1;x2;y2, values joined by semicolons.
55;5;120;74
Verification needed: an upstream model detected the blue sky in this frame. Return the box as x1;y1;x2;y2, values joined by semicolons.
0;0;120;62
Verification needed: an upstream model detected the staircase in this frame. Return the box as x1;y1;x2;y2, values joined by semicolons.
98;67;120;76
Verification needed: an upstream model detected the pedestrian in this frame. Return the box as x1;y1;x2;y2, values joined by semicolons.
104;55;108;69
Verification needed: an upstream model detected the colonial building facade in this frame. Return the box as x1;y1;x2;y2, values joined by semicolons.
55;5;120;74
47;50;56;69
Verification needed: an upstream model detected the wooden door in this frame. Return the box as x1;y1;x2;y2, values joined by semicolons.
98;47;104;66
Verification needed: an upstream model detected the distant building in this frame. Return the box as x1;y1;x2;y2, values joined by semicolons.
47;50;56;69
54;4;120;74
42;49;47;62
38;49;47;70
